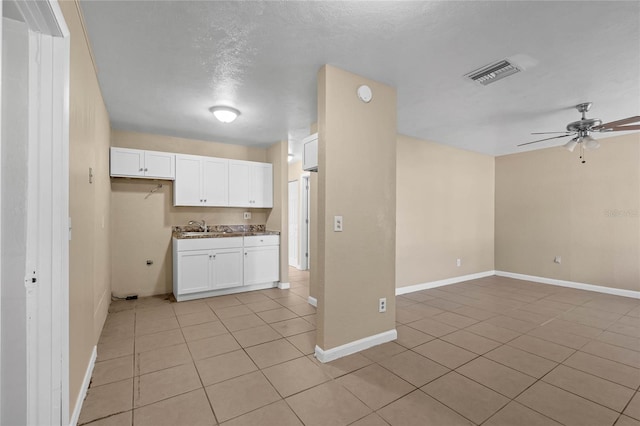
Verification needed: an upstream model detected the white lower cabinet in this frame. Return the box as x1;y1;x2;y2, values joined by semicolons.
244;235;280;285
173;235;279;301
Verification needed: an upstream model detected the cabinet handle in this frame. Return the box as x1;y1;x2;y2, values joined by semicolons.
245;252;247;256
144;168;148;172
209;255;212;259
139;168;143;172
204;199;207;202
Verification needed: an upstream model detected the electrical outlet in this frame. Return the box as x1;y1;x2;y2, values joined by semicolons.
456;258;461;267
334;215;343;232
379;298;386;313
243;212;251;220
554;256;561;264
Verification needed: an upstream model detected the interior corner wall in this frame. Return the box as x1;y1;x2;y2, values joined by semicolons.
396;135;495;288
266;140;289;285
59;0;112;418
110;130;270;297
495;133;640;291
316;65;397;351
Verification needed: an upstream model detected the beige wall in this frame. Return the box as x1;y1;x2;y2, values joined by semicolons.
110;130;273;297
60;0;112;416
496;133;640;291
316;65;397;350
396;135;495;288
266;141;289;284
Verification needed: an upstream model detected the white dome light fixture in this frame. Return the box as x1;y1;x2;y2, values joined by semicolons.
209;106;240;123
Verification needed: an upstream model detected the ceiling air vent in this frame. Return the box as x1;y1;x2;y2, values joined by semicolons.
465;59;521;86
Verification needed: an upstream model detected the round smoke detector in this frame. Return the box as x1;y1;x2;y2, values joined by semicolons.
357;85;372;103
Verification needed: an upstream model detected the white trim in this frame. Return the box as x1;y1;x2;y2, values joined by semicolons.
495;271;640;299
0;5;3;421
395;271;496;295
277;282;290;290
307;296;317;307
175;282;279;302
69;346;96;426
315;329;397;363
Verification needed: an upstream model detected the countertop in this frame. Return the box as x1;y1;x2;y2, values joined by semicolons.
172;230;280;239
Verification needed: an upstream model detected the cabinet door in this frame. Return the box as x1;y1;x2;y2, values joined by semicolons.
202;157;229;206
110;147;144;177
228;161;251;207
177;250;211;294
144;150;175;180
174;155;202;206
250;163;273;208
211;248;243;289
302;134;318;171
243;246;279;286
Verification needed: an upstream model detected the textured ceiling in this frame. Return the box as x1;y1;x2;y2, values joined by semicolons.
80;1;640;158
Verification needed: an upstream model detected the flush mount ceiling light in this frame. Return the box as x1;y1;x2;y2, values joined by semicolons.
209;106;240;123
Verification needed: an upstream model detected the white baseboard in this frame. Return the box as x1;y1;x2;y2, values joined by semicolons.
495;271;640;299
69;345;97;426
314;329;397;363
308;296;317;307
396;270;496;295
278;282;290;290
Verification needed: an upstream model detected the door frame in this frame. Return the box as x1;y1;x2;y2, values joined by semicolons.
300;174;311;270
1;1;70;424
288;179;299;268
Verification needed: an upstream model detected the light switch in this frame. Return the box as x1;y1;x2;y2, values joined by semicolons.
334;216;343;232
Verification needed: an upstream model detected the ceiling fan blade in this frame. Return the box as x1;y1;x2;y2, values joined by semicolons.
531;132;573;135
602;125;640;132
593;115;640;130
517;134;574;147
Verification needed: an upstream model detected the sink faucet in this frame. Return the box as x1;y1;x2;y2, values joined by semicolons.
188;219;206;232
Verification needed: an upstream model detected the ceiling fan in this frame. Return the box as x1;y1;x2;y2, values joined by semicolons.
518;102;640;163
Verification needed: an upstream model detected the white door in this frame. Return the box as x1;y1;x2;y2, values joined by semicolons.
174;155;202;206
288;180;299;267
177;250;211;294
300;175;311;270
202;157;228;206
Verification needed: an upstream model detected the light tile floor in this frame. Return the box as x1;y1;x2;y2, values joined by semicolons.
79;269;640;425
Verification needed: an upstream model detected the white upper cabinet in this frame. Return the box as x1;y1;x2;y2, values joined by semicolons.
110;147;175;179
302;133;318;172
174;154;228;206
115;147;273;208
228;160;273;208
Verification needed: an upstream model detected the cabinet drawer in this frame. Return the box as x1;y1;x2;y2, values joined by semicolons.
174;237;243;251
243;235;279;247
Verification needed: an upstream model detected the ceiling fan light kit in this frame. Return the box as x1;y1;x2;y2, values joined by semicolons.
518;102;640;163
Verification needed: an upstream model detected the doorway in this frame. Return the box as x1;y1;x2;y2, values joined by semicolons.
1;1;70;424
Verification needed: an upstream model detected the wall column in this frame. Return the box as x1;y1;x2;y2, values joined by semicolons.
314;65;397;361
